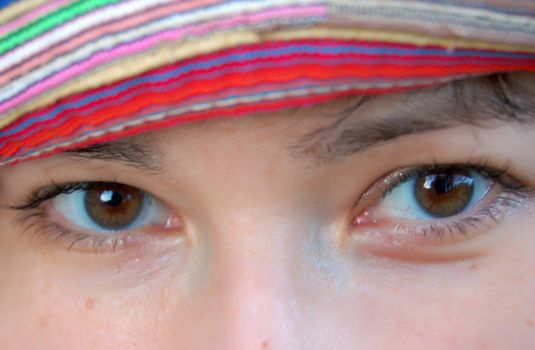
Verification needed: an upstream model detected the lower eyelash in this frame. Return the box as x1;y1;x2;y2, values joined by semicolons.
384;187;532;243
16;208;126;252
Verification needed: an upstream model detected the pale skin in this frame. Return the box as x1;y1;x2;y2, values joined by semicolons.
0;73;534;349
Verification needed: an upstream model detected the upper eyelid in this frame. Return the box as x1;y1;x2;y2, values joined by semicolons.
9;182;90;211
384;161;520;194
349;166;535;249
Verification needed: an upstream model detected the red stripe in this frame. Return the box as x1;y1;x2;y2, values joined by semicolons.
4;39;534;134
4;59;531;143
5;84;433;165
2;38;534;161
4;61;528;155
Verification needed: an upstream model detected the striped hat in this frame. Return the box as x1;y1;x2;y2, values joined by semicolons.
0;0;534;165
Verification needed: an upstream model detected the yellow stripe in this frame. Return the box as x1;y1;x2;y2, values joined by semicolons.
2;25;534;129
0;28;264;129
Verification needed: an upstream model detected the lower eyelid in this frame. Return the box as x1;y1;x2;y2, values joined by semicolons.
348;186;532;250
15;204;184;253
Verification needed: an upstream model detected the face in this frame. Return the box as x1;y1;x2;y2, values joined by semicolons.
1;73;535;349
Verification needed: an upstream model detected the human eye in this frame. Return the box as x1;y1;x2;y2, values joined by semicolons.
349;162;534;254
11;181;182;253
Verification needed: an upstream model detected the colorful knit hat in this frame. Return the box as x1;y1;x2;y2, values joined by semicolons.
0;0;534;166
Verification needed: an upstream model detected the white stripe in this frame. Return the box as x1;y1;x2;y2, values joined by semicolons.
2;0;533;75
0;0;322;106
0;0;176;72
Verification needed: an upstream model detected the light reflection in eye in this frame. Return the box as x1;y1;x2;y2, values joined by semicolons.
375;168;490;220
13;181;183;252
350;164;532;247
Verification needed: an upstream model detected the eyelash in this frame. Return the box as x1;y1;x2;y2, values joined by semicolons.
352;159;534;244
12;181;145;252
13;181;94;210
9;160;534;252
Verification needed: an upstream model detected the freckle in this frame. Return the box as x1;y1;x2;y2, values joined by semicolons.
470;264;478;271
85;298;96;310
39;316;48;329
261;340;269;349
526;319;534;327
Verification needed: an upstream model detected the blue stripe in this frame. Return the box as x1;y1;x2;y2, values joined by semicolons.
1;43;532;139
7;39;527;109
11;80;375;161
0;0;17;10
9;56;438;141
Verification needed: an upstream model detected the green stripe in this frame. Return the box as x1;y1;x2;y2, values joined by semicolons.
0;0;119;56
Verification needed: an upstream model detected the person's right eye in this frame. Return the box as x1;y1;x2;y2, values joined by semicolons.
12;181;182;252
349;162;534;251
54;182;162;232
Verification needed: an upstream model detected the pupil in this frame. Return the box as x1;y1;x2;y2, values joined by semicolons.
433;175;449;194
84;183;143;230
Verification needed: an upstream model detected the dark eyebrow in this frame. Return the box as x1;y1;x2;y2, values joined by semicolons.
293;72;535;164
64;136;163;172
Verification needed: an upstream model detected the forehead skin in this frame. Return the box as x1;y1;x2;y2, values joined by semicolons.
65;72;535;170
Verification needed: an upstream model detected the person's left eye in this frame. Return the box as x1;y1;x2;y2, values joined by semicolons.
350;163;534;249
374;166;490;220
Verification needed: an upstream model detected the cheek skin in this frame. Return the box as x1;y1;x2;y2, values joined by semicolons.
2;201;535;348
0;246;192;349
332;213;535;349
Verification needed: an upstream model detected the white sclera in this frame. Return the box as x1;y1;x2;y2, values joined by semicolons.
375;171;491;220
52;188;163;233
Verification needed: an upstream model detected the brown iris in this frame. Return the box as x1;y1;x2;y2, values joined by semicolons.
414;167;475;218
84;183;144;230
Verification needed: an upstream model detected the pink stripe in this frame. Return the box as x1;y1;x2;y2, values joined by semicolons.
0;0;73;36
0;0;219;85
0;5;327;116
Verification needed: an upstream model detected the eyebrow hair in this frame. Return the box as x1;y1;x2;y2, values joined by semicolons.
61;73;534;170
64;136;163;172
293;72;535;164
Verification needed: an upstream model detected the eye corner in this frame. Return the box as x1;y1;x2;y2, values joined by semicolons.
10;179;183;254
348;162;533;255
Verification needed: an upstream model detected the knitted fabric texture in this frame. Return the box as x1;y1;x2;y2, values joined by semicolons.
0;0;534;165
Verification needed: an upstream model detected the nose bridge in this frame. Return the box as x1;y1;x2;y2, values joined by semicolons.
210;212;298;350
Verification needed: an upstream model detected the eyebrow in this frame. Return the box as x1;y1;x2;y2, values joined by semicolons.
64;136;162;172
61;73;534;170
294;72;535;164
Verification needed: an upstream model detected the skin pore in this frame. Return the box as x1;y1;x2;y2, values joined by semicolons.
0;73;534;349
